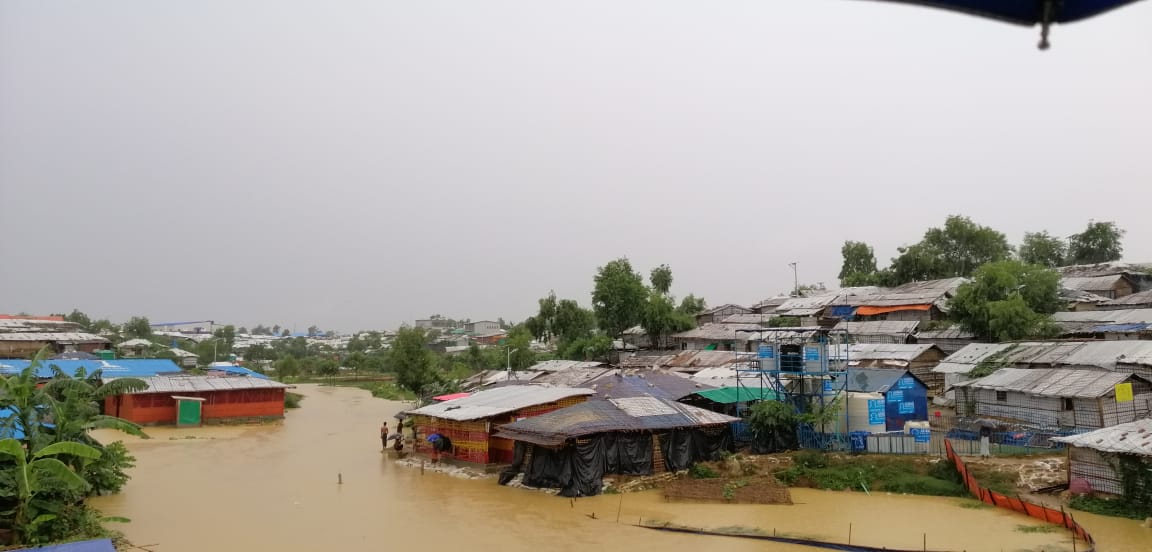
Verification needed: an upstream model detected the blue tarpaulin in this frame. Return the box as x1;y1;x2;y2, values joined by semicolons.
1088;323;1151;333
10;539;116;552
828;306;856;318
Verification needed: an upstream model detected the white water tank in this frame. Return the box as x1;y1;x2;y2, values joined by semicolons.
840;392;887;434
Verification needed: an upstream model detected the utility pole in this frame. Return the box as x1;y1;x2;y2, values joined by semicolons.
788;262;799;297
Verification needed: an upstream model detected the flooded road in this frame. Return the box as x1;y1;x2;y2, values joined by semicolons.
92;385;1147;552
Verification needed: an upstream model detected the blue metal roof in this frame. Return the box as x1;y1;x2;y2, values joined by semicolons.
0;358;182;379
10;538;116;552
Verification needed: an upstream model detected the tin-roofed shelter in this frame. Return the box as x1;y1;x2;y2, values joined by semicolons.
953;368;1152;430
832;320;919;344
103;375;291;425
1052;419;1152;496
837;343;946;395
406;385;595;465
580;370;708;401
495;397;736;496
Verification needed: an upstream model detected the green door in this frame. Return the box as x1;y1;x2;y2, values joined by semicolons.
177;399;202;426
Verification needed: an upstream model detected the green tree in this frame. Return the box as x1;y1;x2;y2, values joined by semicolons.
0;439;102;544
559;335;613;362
251;324;271;335
89;318;117;335
650;264;673;295
307;325;320;337
553;299;596;344
1068;221;1125;265
466;343;486;371
389;327;440;394
63;309;92;331
889;216;1011;284
838;241;879;286
676;294;707;316
504;326;536;370
641;291;694;349
272;325;282;335
281;328;291;337
948;260;1062;342
274;356;300;381
122;316;153;339
1018;231;1067;268
591;258;648;339
237;326;248;335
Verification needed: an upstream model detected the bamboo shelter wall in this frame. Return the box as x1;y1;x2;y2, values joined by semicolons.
413;396;588;464
1068;446;1125;496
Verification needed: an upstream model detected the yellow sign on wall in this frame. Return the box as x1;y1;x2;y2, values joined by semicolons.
1115;383;1134;403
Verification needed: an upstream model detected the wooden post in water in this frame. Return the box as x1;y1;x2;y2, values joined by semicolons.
616;492;624;523
338;473;343;484
923;533;926;551
421;460;425;475
848;523;852;545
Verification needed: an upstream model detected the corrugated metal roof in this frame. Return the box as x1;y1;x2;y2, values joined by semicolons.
952;368;1144;398
1052;418;1152;455
1057;262;1152;278
617;353;678;369
1102;289;1152;307
846;368;923;393
721;313;776;324
525;360;606;373
0;319;83;332
916;327;976;340
407;385;595;421
493;396;737;445
0;332;109;343
112;375;290;394
1061;275;1127;292
532;367;615;387
932;341;1152;374
843;343;942;362
117;339;154;348
0;358;183;378
671;323;766;341
700;304;753;316
833;320;920;336
1060;287;1113;304
582;370;711;400
1052;308;1152;325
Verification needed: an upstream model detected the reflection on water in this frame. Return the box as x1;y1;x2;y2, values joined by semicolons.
91;385;1149;552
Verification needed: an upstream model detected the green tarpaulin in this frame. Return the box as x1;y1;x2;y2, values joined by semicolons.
692;387;777;404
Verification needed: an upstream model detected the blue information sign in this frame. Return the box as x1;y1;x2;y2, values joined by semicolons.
887;390;904;403
867;399;885;425
758;345;774;359
804;347;820;361
899;401;915;415
898;377;915;390
911;428;931;443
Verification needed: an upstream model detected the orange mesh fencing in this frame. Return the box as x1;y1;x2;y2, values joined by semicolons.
945;440;1095;548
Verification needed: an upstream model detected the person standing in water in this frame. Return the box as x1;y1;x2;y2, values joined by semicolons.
380;421;389;452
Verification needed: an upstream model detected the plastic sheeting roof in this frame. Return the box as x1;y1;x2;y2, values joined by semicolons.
951;368;1146;398
0;332;109;343
207;362;270;379
493;396;737;445
581;371;710;400
690;386;778;404
1052;418;1152;456
525;360;606;373
407;385;595;421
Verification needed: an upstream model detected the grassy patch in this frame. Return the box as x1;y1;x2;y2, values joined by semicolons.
689;463;720;479
1068;495;1149;520
284;392;303;409
966;465;1018;495
773;454;966;497
1014;524;1059;534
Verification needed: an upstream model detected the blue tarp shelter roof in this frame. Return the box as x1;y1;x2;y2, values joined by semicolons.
10;538;116;552
207;363;270;380
1088;323;1151;333
828;305;857;317
0;358;182;379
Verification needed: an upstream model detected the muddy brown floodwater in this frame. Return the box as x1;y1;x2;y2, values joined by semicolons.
92;385;1149;552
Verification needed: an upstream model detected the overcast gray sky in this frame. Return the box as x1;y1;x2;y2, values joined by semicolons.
2;1;1150;333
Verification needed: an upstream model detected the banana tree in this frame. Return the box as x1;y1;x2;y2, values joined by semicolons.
0;438;101;544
